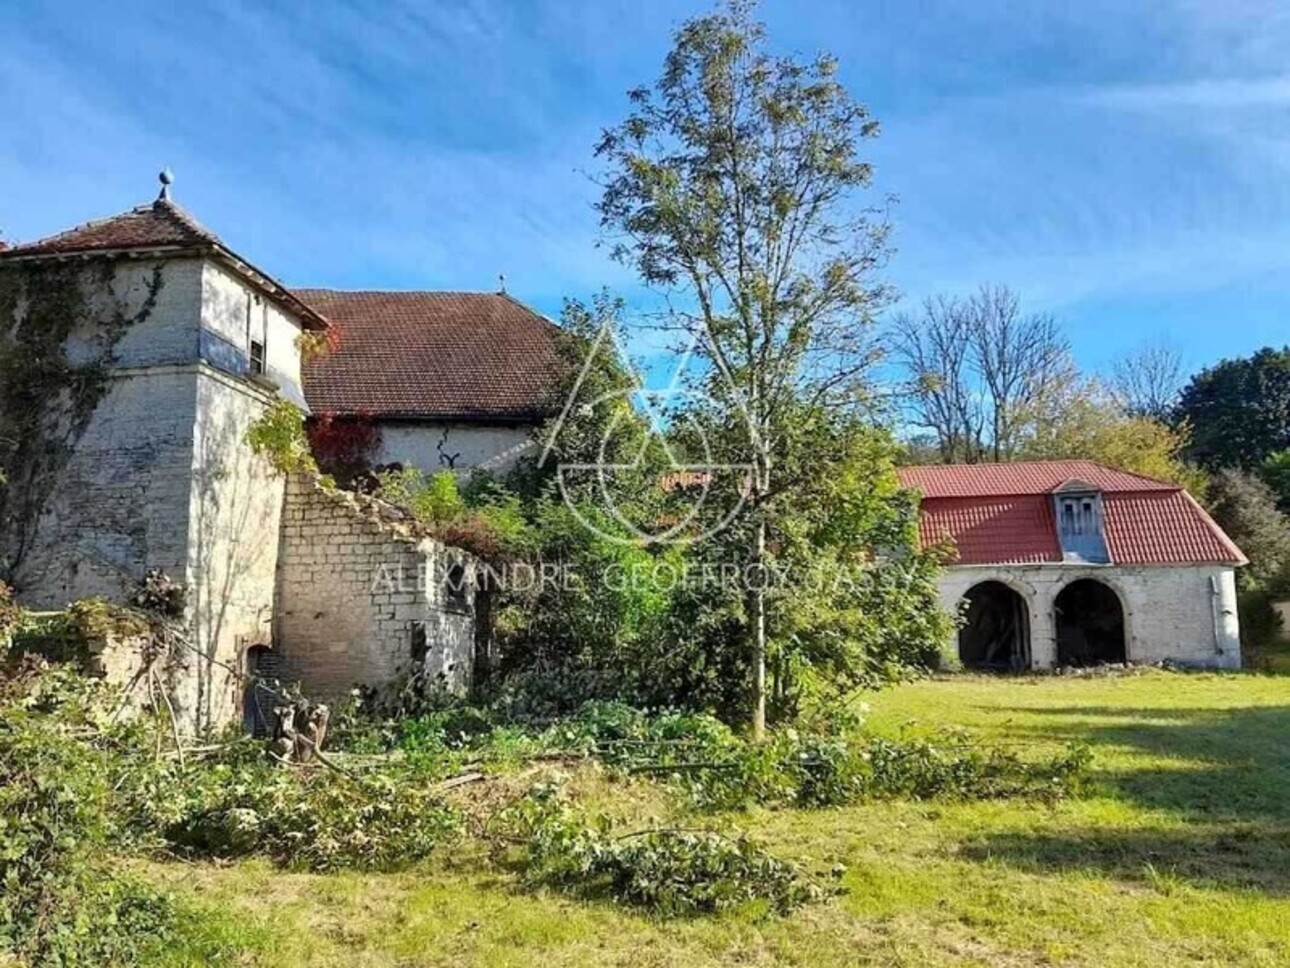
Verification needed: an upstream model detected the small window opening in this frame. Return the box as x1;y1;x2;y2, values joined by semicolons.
410;621;428;664
1054;491;1110;563
249;339;266;376
443;562;471;614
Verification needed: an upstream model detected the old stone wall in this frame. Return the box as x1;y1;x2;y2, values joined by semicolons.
177;367;287;731
14;366;199;609
937;563;1242;669
274;474;475;702
6;257;313;735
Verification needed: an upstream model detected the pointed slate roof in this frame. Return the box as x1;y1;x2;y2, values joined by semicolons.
0;199;328;330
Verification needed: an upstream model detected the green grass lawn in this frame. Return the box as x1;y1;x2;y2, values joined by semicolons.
149;671;1290;967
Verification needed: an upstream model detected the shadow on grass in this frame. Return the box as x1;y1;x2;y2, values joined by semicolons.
960;703;1290;893
994;704;1290;823
960;823;1290;895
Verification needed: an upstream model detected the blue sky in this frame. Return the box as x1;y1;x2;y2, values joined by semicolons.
1;0;1287;381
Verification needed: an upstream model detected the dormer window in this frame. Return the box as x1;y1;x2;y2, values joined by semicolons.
1053;481;1109;563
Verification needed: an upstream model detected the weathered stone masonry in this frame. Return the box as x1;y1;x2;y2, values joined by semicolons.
936;563;1241;669
2;197;487;736
274;474;476;701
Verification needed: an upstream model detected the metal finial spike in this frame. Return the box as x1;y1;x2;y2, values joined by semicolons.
498;273;507;294
158;168;174;202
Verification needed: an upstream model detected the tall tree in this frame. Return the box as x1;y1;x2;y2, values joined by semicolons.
889;284;1071;462
1107;336;1184;421
1176;346;1290;471
596;0;890;737
1017;374;1204;491
1207;469;1290;594
969;285;1070;461
890;295;984;463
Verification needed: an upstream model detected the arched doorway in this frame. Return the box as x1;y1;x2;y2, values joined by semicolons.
959;581;1031;671
1054;579;1126;666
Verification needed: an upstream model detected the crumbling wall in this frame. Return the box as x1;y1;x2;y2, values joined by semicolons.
274;475;475;701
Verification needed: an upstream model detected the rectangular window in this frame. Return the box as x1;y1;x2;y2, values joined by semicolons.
249;339;266;376
1055;492;1109;563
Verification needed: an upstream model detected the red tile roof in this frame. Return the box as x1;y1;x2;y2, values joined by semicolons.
917;495;1061;565
0;199;329;330
898;460;1175;498
296;290;566;421
898;461;1245;567
1102;490;1245;566
0;199;219;257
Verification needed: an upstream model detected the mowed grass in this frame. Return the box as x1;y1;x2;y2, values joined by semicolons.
148;671;1290;967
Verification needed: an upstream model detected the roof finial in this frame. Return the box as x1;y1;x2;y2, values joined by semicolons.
158;167;174;202
498;272;507;294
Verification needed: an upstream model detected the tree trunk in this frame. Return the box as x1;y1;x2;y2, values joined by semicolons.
750;515;767;742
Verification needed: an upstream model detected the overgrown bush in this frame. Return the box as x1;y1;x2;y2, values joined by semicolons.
155;763;461;871
0;662;193;965
245;397;318;475
355;699;1091;813
494;780;830;916
0;580;20;643
9;598;151;666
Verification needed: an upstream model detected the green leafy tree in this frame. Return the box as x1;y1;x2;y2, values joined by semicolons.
1177;347;1290;471
1259;450;1290;512
1017;375;1207;494
596;0;893;736
1207;469;1290;595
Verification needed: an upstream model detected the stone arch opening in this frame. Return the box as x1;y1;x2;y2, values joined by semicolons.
959;581;1032;671
1054;578;1126;667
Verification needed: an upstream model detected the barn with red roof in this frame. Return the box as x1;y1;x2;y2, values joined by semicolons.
897;460;1246;670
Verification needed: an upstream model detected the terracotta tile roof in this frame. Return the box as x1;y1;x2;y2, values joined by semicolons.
899;460;1245;567
897;460;1175;498
1103;490;1246;566
296;290;566;421
0;199;328;330
918;495;1062;565
0;199;220;258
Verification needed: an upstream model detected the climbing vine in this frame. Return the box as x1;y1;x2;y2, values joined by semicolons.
245;397;319;475
0;261;164;585
307;411;381;481
294;325;341;361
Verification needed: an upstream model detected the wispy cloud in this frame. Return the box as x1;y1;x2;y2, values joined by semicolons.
1080;76;1290;110
0;0;1286;377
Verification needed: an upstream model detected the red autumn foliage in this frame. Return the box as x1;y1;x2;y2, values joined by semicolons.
307;411;381;480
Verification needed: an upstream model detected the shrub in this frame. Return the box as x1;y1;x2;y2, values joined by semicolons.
496;781;829;916
0;580;20;643
245;398;318;475
142;756;462;872
0;663;190;965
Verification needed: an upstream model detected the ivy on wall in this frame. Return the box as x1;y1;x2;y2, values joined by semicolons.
245;397;319;476
0;260;164;585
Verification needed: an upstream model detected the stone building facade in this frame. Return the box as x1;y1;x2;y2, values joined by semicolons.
899;461;1246;670
0;192;499;735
